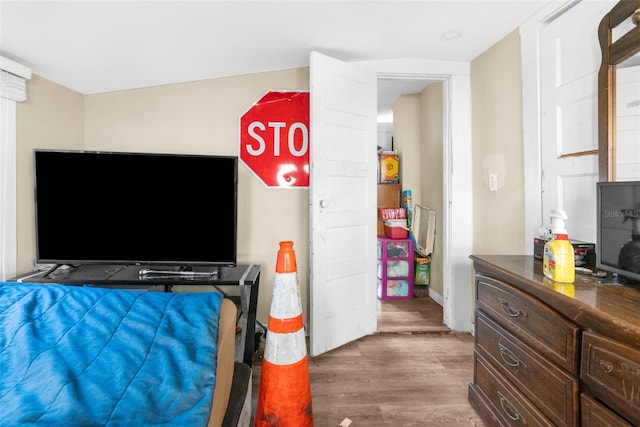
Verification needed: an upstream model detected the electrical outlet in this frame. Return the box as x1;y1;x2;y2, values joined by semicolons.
489;173;498;192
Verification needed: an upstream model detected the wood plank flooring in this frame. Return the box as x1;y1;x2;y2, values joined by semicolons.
376;295;451;333
250;296;485;426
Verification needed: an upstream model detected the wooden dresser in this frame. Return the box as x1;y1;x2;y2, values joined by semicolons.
469;255;640;426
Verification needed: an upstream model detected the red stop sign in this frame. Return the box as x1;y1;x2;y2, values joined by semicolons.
239;91;310;188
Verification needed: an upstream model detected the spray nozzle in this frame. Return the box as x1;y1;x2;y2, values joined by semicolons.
549;209;568;236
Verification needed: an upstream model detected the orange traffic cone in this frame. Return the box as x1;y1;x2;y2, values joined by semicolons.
255;241;313;427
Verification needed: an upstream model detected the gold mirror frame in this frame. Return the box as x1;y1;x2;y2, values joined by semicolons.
598;0;640;181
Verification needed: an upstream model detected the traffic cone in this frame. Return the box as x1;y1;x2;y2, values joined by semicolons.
255;241;313;427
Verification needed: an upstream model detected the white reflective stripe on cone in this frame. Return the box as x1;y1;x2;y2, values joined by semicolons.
264;328;307;366
270;272;303;319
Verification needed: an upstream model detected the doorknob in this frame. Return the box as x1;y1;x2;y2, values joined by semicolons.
320;199;329;208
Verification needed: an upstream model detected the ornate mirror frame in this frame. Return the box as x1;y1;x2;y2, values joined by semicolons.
598;0;640;181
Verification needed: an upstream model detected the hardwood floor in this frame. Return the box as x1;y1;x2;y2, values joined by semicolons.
376;295;451;333
250;296;485;426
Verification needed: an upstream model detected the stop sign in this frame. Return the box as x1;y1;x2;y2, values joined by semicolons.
239;91;310;188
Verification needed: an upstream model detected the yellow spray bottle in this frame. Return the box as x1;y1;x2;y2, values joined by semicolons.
543;209;575;283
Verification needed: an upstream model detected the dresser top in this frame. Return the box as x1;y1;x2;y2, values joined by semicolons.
470;255;640;349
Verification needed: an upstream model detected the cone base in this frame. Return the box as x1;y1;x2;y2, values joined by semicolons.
255;357;313;427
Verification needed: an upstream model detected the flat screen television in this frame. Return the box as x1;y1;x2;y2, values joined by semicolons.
34;149;237;268
597;181;640;283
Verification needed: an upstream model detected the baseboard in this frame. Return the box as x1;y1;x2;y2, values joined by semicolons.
429;289;443;306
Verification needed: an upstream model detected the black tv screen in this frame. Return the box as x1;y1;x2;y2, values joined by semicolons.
597;181;640;282
34;149;237;267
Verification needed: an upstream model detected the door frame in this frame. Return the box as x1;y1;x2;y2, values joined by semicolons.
356;59;473;332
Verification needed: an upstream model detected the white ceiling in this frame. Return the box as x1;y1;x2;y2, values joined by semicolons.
1;0;558;119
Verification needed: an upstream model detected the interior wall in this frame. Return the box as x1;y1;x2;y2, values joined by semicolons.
471;29;526;254
419;82;444;300
16;75;85;271
392;94;421;207
16;68;310;326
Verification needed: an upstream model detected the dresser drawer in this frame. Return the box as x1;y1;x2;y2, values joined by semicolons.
473;353;554;426
580;393;632;427
476;275;579;373
581;330;640;425
475;311;579;427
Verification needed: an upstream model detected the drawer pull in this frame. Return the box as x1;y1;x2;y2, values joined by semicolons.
498;298;525;318
498;343;526;369
498;391;526;424
599;359;613;373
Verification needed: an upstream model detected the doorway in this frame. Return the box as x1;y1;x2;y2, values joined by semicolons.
309;55;473;357
375;77;449;333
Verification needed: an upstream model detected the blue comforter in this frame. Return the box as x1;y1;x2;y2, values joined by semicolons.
0;282;223;426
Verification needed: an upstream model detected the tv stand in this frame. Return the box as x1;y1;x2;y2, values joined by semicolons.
10;263;261;367
138;266;221;280
28;264;231;285
43;263;78;274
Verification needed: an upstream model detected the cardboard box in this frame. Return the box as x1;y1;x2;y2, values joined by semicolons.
379;152;399;183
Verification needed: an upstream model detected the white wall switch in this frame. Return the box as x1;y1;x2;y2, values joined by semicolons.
489;173;498;192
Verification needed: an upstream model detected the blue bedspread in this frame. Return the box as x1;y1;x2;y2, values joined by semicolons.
0;282;223;426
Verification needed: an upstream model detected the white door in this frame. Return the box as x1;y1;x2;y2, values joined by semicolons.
309;51;378;356
540;0;616;242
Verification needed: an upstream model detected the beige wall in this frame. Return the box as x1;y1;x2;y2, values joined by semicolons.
392;94;421;202
16;69;310;325
419;82;444;298
471;29;526;254
16;75;85;270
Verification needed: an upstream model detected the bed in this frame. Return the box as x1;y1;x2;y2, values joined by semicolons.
0;282;250;427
